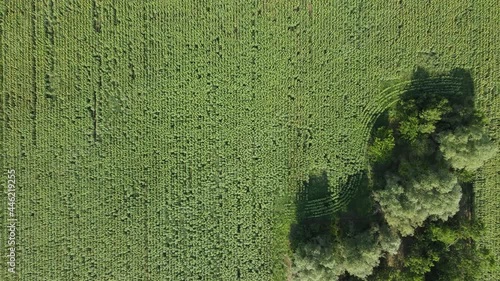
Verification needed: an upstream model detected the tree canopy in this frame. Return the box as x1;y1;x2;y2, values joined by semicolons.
438;125;497;172
374;169;462;236
289;68;496;281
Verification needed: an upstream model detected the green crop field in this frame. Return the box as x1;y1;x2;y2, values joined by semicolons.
0;1;499;280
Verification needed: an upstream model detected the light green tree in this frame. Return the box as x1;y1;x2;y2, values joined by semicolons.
368;127;395;164
438;125;497;172
291;236;344;281
292;227;399;280
374;169;462;236
379;225;401;255
396;98;451;142
341;229;384;279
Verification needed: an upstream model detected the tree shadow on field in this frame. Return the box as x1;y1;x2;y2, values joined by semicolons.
289;171;333;251
289;171;372;251
337;171;375;236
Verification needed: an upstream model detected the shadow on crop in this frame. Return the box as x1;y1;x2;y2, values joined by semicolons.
337;171;375;235
289;171;333;251
289;171;372;251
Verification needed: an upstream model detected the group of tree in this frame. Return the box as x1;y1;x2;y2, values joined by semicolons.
370;68;496;237
290;68;496;280
291;223;401;280
369;216;495;281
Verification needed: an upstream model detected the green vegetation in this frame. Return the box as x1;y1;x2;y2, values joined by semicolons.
289;69;496;280
438;125;498;173
0;1;499;280
369;217;495;281
290;173;400;280
368;127;395;164
370;69;497;281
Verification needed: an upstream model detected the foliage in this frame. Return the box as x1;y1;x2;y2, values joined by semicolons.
292;68;495;281
290;173;400;281
370;69;496;238
374;169;462;236
425;219;496;281
396;99;451;142
2;1;499;280
426;240;495;281
366;68;496;281
379;225;402;255
341;229;385;279
292;226;399;280
291;236;345;281
368;127;395;164
438;125;498;172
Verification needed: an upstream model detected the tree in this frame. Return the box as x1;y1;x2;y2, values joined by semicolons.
374;168;461;236
291;235;345;281
341;229;384;279
425;219;496;281
438;125;497;172
365;68;495;281
427;241;495;281
379;225;401;255
368;127;395;164
394;97;451;142
291;226;400;281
